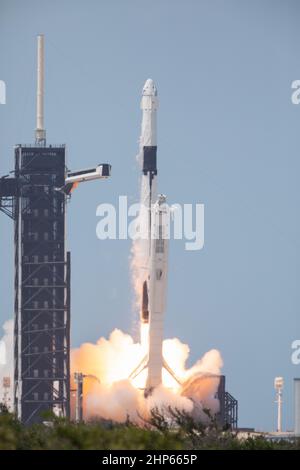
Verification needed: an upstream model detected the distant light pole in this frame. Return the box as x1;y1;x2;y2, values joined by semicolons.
274;377;284;432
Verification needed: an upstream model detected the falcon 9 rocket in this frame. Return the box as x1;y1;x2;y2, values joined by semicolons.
130;80;178;393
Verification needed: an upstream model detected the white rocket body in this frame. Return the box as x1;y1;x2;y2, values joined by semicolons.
140;79;159;324
140;79;158;146
138;80;170;391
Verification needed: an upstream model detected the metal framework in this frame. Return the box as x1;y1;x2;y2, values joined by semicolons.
73;372;101;422
0;177;17;219
216;375;238;429
0;144;70;424
0;35;111;425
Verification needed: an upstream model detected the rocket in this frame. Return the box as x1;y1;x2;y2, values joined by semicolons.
140;78;159;324
130;80;178;393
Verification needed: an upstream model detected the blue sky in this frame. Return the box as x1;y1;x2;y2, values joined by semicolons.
0;0;300;430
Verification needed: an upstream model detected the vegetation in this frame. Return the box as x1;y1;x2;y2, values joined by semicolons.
0;404;299;450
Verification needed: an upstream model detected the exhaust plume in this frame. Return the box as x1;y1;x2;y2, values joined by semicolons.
0;319;14;409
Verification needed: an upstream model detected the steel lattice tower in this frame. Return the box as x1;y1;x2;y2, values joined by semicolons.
13;144;70;423
0;35;111;424
0;35;70;424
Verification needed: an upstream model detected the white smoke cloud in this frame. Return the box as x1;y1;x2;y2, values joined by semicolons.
71;329;223;424
0;319;14;410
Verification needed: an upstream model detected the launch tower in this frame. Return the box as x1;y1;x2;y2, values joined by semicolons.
0;35;111;424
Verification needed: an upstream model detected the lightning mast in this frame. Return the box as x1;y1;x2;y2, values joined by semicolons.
35;35;46;145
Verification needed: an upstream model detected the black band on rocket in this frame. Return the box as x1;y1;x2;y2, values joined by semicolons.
143;146;157;175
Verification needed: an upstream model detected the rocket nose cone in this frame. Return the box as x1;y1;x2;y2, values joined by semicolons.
142;78;157;97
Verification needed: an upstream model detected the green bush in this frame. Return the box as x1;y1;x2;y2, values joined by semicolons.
0;405;299;450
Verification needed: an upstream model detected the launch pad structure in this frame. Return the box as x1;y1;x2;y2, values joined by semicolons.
0;35;69;423
9;144;69;424
0;35;111;424
217;375;238;429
